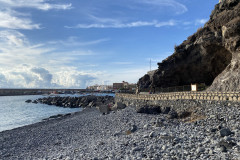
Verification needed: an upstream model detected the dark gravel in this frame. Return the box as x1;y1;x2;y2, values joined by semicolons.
1;101;240;160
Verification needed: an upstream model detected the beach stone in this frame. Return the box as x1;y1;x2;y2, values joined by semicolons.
99;105;110;114
143;124;149;129
220;146;227;152
149;131;157;138
112;102;126;110
32;100;38;104
220;128;234;137
197;147;205;153
132;147;142;152
162;106;171;114
143;134;149;138
88;101;94;107
136;105;161;114
178;111;191;119
168;110;178;119
153;119;162;127
209;149;214;155
162;145;167;151
224;137;235;142
218;140;237;150
25;99;32;103
130;124;137;133
125;124;137;135
210;128;217;133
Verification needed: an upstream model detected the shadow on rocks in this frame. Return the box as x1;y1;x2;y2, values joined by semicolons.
136;105;161;114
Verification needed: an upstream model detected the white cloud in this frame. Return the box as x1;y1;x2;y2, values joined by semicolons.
0;0;72;11
0;64;99;89
0;30;25;46
0;30;95;65
31;67;53;84
0;30;103;88
0;73;13;88
111;62;134;65
54;71;97;88
0;0;71;30
138;0;188;14
0;30;53;68
49;37;110;46
195;18;208;25
65;19;176;29
98;67;150;84
0;10;40;30
65;0;186;29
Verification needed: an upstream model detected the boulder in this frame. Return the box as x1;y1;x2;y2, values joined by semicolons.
178;111;192;119
220;128;234;137
136;105;161;114
99;105;110;115
125;124;138;135
32;100;38;104
87;101;95;107
149;131;157;138
168;110;178;119
25;99;32;103
217;140;237;152
112;102;126;110
161;106;171;114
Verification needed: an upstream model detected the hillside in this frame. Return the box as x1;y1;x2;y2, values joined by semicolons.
138;0;240;91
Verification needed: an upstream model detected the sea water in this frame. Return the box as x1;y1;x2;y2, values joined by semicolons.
0;95;81;132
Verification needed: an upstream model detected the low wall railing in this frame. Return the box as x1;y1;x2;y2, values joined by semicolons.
140;83;207;93
116;92;240;101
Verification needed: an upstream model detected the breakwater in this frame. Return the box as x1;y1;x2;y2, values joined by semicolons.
32;95;114;108
0;89;86;96
0;89;112;96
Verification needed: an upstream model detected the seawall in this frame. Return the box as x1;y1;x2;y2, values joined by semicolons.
115;92;240;115
116;92;240;102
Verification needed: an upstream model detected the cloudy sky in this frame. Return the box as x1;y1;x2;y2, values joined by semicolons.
0;0;217;88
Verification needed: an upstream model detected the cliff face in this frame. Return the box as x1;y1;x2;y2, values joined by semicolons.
138;0;240;91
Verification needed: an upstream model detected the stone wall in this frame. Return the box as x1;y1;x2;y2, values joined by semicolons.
115;92;240;117
116;92;240;103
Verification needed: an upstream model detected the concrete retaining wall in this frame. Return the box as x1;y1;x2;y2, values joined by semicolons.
115;92;240;115
116;92;240;102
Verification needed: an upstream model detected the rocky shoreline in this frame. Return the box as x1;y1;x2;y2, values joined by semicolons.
1;98;240;159
26;95;115;108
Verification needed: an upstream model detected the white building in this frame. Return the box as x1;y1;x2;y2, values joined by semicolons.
87;84;113;91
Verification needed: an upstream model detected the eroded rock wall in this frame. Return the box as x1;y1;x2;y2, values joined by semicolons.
138;0;240;91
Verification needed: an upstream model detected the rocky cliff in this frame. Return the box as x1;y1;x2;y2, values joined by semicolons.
138;0;240;91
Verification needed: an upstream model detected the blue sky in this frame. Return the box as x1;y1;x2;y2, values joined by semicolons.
0;0;218;88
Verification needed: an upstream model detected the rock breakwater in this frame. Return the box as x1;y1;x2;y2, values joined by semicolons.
28;95;114;108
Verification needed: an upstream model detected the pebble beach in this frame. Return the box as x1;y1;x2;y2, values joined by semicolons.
1;100;240;160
